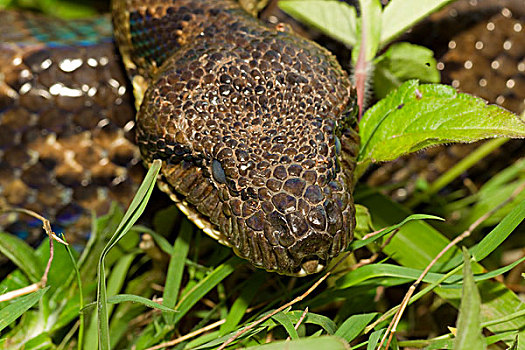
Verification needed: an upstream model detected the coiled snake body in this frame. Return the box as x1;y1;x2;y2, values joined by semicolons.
0;0;359;276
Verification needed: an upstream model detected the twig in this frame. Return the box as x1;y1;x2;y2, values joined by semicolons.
0;207;67;302
145;319;226;350
286;307;309;341
0;284;40;303
352;229;399;270
377;181;525;350
218;252;352;350
361;227;387;241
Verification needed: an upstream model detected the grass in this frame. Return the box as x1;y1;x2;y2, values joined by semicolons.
0;0;524;349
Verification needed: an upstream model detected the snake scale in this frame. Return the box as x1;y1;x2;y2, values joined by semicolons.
1;0;524;275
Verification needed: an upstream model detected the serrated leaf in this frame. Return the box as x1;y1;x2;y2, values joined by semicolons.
454;248;485;350
373;42;440;98
279;0;358;47
358;80;525;163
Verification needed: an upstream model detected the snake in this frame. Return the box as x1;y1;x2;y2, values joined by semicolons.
0;0;359;276
1;0;524;276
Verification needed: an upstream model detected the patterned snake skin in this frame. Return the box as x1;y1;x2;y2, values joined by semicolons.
1;0;523;274
0;0;359;276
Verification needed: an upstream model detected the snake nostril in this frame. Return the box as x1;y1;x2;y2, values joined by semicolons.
266;211;295;247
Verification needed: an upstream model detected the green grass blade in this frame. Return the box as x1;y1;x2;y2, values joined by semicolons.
0;287;49;332
96;159;161;350
244;336;349;350
334;313;377;342
272;312;299;339
220;271;266;335
366;329;385;350
482;309;525;328
163;219;193;322
105;253;136;317
170;257;243;327
454;248;485;350
287;311;337;334
63;243;84;350
84;294;178;313
440;199;525;271
0;233;43;283
350;213;443;250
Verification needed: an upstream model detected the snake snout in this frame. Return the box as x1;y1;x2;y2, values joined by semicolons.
231;184;354;276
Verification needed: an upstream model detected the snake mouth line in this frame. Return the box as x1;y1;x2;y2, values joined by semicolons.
157;175;327;277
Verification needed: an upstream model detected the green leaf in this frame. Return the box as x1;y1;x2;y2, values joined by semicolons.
272;312;299;339
381;0;455;44
358;80;525;163
96;159;161;350
0;233;43;283
163;218;192;323
354;204;375;238
278;0;358;47
169;257;243;327
454;248;485;350
440;199;525;271
350;213;443;251
367;328;386;350
0;287;49;332
335;312;377;342
287;310;337;334
83;294;178;313
220;271;266;335
373;42;440;98
244;336;349;350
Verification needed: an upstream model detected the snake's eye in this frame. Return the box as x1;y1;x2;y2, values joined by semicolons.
335;136;341;156
212;159;226;184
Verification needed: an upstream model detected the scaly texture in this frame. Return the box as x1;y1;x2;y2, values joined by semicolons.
112;0;360;275
0;11;142;242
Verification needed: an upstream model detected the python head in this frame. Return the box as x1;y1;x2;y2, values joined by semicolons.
127;0;359;276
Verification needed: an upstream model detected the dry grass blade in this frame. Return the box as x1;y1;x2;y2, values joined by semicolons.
286;307;309;341
145;319;226;350
0;207;67;302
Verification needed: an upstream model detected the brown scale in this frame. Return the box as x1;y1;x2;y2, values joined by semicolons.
0;11;143;243
367;0;525;199
111;0;359;275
